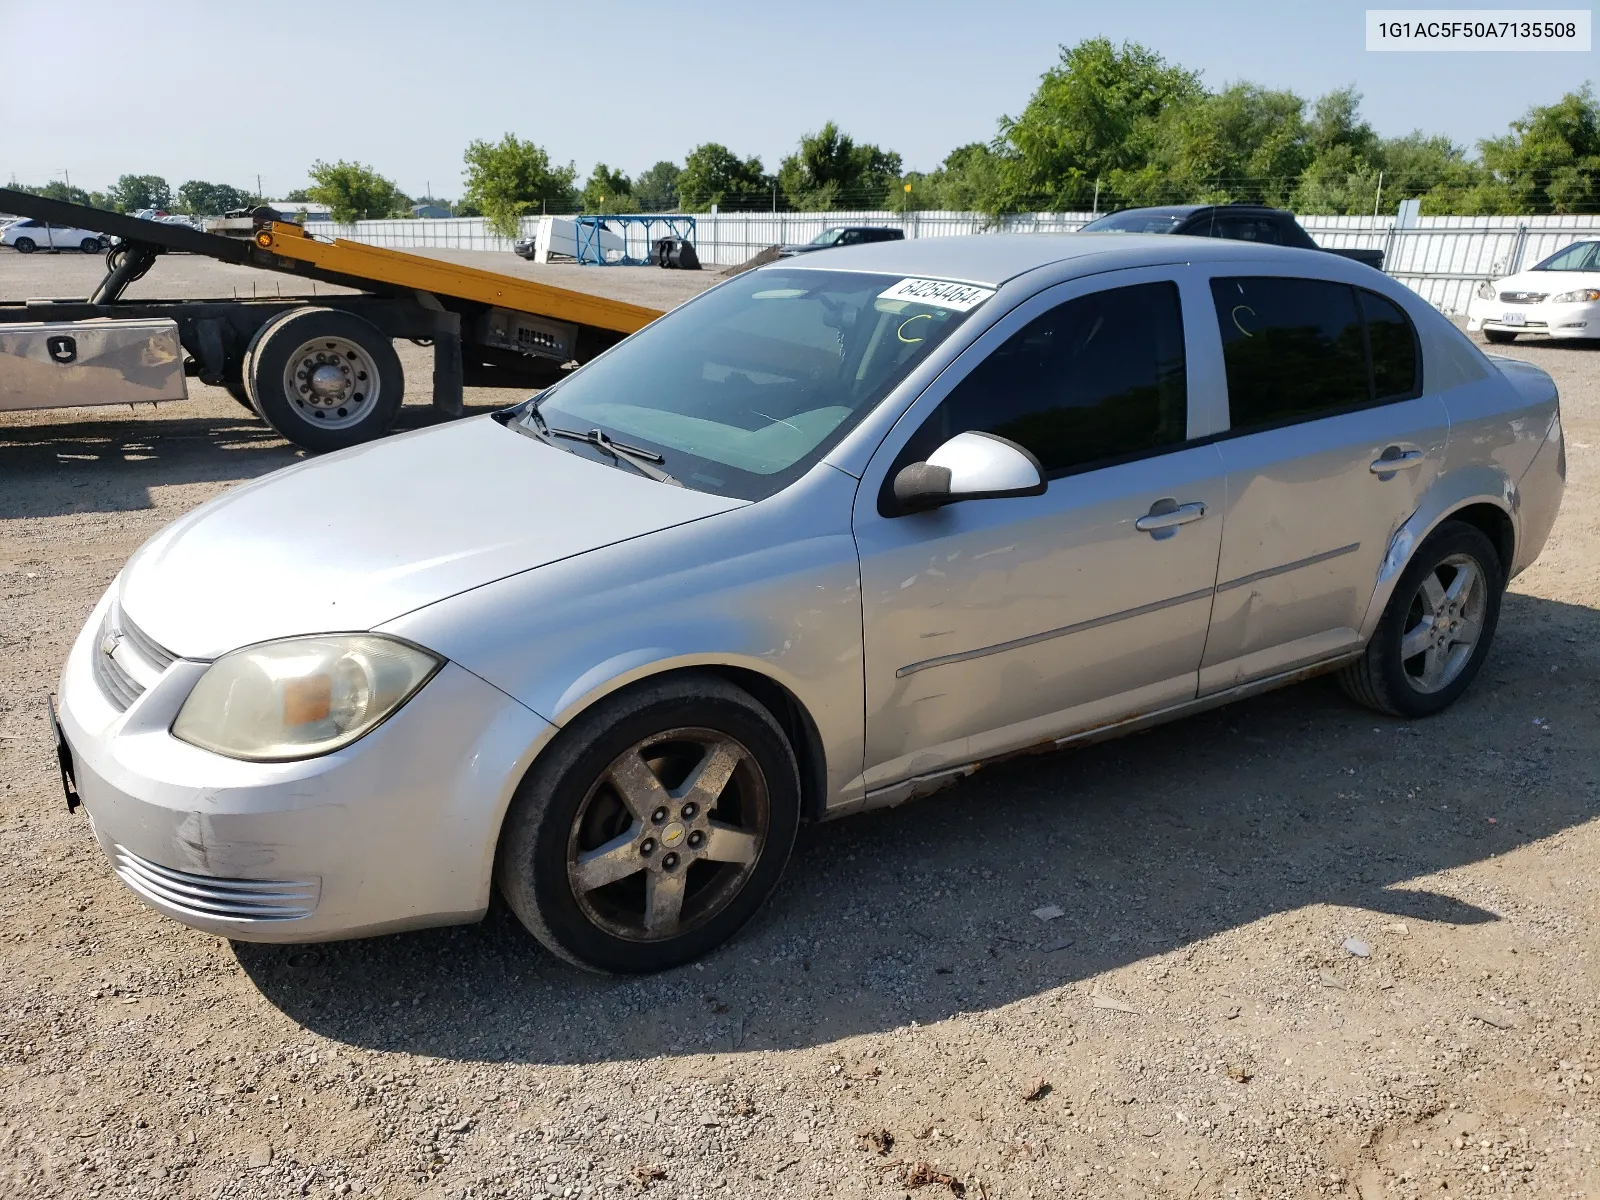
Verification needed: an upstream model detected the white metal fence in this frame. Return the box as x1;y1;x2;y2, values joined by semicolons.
304;210;1600;314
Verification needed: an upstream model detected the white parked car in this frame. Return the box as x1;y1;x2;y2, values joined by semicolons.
1466;240;1600;343
1;218;105;253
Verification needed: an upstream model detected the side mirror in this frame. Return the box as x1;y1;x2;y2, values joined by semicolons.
892;431;1046;512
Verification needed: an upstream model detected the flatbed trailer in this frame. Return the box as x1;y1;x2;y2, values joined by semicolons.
0;189;664;451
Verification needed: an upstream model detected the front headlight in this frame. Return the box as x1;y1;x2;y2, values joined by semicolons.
172;634;442;761
1476;281;1497;300
1551;288;1600;303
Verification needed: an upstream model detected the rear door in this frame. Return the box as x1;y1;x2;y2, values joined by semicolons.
1198;273;1449;691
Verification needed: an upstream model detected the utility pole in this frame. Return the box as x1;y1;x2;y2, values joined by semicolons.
257;174;263;202
1092;178;1100;215
1372;170;1384;222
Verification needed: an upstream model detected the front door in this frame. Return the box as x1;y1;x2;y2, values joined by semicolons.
1198;273;1450;691
852;270;1228;794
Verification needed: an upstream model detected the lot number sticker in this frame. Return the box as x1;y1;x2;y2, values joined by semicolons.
879;278;996;311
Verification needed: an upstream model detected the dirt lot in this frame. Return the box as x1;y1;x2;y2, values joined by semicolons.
0;249;1596;1200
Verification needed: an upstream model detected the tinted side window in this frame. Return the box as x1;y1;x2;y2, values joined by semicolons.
1360;289;1421;401
1211;277;1367;430
900;281;1188;479
1215;216;1282;245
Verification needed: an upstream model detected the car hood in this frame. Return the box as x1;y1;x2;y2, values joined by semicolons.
117;415;746;660
1489;269;1600;296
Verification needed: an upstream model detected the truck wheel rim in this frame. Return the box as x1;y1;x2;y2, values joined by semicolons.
281;336;379;430
566;727;770;943
1400;553;1487;694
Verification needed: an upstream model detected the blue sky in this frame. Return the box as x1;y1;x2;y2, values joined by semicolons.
1;0;1594;199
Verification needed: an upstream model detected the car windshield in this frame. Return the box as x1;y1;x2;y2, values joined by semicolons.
519;269;987;500
1078;211;1187;233
808;228;845;246
1531;242;1600;271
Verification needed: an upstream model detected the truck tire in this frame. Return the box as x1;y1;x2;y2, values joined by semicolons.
246;307;404;453
13;237;35;254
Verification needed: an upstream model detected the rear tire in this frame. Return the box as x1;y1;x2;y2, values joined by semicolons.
245;307;403;452
1483;329;1518;344
13;237;34;253
223;378;256;412
1337;521;1503;718
495;674;801;974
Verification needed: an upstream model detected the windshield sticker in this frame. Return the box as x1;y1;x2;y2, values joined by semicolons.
877;278;996;312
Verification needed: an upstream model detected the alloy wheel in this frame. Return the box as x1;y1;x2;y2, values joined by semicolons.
566;728;769;941
1400;553;1487;694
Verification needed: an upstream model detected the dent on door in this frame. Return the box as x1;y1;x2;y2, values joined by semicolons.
857;444;1228;795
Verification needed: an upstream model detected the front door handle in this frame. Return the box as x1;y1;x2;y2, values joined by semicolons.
1370;447;1425;474
1135;499;1207;535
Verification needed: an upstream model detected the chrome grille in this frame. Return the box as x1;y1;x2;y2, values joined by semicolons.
1500;291;1548;304
90;606;176;712
119;615;175;671
91;634;143;709
111;844;319;922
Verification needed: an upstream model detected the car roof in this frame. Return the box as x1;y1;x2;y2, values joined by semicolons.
769;232;1316;287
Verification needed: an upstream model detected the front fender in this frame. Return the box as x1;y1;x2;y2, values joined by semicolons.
380;465;867;808
1358;465;1515;642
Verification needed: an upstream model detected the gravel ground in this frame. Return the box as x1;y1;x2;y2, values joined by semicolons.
0;251;1596;1200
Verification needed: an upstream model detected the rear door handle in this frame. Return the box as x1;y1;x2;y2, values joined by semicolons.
1370;448;1424;474
1135;500;1207;534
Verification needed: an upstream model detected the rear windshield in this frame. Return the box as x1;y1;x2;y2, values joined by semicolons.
519;269;989;500
1078;211;1186;234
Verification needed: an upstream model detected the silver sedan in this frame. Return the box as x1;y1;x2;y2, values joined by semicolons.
55;234;1566;972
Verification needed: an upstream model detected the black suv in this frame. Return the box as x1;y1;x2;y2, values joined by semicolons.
1078;204;1384;271
779;226;906;257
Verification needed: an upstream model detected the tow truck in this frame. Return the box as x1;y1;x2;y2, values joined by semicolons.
0;188;663;452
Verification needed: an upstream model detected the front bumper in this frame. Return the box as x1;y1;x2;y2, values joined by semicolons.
1466;295;1600;337
57;589;555;943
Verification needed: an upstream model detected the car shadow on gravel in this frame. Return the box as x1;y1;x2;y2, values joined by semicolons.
234;590;1600;1067
0;400;507;518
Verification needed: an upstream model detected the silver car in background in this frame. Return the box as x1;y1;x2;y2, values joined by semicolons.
54;234;1566;973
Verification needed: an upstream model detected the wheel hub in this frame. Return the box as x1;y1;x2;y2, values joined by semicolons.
306;361;349;404
280;336;378;429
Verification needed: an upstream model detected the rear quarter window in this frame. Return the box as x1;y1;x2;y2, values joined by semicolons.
1210;277;1422;432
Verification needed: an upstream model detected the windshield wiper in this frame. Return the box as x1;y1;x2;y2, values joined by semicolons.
505;405;681;486
548;425;682;487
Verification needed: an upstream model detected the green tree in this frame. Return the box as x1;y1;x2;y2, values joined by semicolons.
281;188;314;203
1476;85;1600;213
107;174;174;212
776;121;903;210
582;163;638;213
998;38;1203;210
307;160;409;221
462;134;577;237
677;143;769;212
911;143;1007;212
1126;83;1310;207
177;180;256;216
633;160;682;211
17;180;93;206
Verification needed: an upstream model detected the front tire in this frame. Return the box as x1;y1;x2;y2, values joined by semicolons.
1338;521;1503;718
496;675;801;974
13;237;34;253
1483;329;1518;344
246;307;404;452
80;237;102;253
